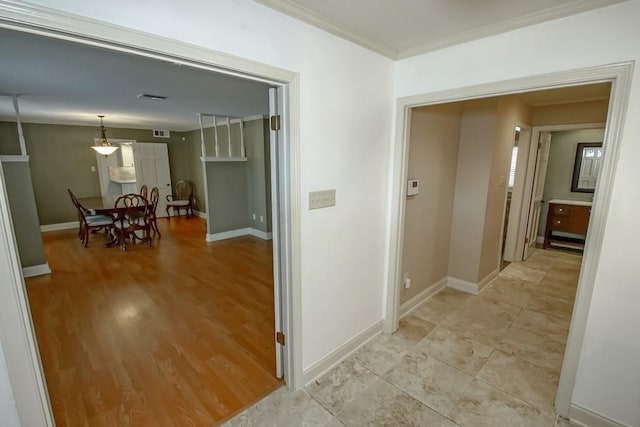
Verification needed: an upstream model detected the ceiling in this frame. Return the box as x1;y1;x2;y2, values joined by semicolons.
0;9;613;133
254;0;625;59
0;28;272;131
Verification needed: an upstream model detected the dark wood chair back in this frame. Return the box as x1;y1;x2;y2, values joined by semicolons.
113;193;152;250
149;187;161;237
139;184;148;201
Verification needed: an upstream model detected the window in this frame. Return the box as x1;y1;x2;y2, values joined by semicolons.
508;146;519;188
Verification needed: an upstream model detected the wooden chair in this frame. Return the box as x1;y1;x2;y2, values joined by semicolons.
148;187;161;238
166;180;195;218
67;189;113;247
139;184;148;200
112;193;152;251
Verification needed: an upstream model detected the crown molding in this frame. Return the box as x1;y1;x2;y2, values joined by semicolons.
255;0;624;60
253;0;398;58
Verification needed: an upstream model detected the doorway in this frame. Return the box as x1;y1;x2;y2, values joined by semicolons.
0;15;300;427
386;67;630;419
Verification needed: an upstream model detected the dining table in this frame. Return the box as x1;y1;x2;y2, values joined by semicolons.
77;195;120;215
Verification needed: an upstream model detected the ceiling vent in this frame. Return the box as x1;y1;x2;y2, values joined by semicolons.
153;129;170;138
137;93;167;101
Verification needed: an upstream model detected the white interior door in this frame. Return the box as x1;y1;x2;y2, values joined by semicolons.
132;142;172;217
269;86;286;380
523;132;552;259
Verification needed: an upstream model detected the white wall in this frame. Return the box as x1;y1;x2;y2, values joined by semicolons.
396;1;640;424
18;0;395;372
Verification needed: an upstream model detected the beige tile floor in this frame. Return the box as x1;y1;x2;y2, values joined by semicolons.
224;249;581;426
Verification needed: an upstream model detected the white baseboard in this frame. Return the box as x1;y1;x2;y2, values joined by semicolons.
40;221;78;232
536;236;544;244
22;263;51;278
206;228;251;242
206;227;272;242
447;276;479;295
302;320;383;386
569;403;627;427
193;210;207;219
249;228;272;240
477;268;498;293
399;277;447;318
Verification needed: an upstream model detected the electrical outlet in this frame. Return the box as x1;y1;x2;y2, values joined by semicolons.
403;273;411;289
260;215;264;222
90;166;96;172
252;213;256;220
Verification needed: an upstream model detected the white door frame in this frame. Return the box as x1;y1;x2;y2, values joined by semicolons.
517;122;606;258
0;3;303;426
502;122;531;263
384;63;633;418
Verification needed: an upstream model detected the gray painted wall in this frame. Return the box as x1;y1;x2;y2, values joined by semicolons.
203;118;272;235
245;119;271;233
0;121;183;225
206;162;250;233
1;161;46;268
537;128;604;237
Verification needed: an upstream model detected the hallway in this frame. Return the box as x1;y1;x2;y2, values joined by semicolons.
226;249;579;426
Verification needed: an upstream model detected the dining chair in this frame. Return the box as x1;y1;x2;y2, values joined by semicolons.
166;180;195;218
139;184;148;200
67;189;113;247
112;193;152;251
149;186;161;238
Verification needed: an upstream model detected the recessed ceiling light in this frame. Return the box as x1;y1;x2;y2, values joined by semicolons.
137;93;167;101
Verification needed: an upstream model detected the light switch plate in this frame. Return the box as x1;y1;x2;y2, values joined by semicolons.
309;189;336;210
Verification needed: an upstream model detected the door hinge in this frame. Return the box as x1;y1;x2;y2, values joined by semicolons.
538;141;542;149
525;237;529;244
270;115;281;131
276;331;285;346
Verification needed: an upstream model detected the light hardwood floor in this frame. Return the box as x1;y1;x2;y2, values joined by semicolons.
26;217;281;426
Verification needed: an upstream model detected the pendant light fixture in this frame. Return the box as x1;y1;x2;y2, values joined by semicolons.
91;115;119;156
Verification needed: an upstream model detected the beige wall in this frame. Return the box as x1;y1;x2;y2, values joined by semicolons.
478;96;533;280
447;99;497;283
532;99;609;126
400;104;461;304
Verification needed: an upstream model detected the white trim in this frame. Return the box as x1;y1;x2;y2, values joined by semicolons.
383;63;633;421
569;403;627;427
200;156;248;162
446;277;479;295
477;268;499;293
249;228;273;240
536;235;545;244
192;210;207;219
0;155;29;162
399;277;447;318
301;320;383;386
518;122;605;260
0;2;302;422
206;228;251;242
206;227;272;242
0;150;54;427
40;221;78;232
255;0;619;59
192;114;267;131
22;263;51;278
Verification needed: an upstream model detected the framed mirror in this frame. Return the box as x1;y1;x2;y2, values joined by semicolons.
571;142;603;193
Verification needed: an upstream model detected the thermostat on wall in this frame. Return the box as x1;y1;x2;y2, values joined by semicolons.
407;179;419;196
